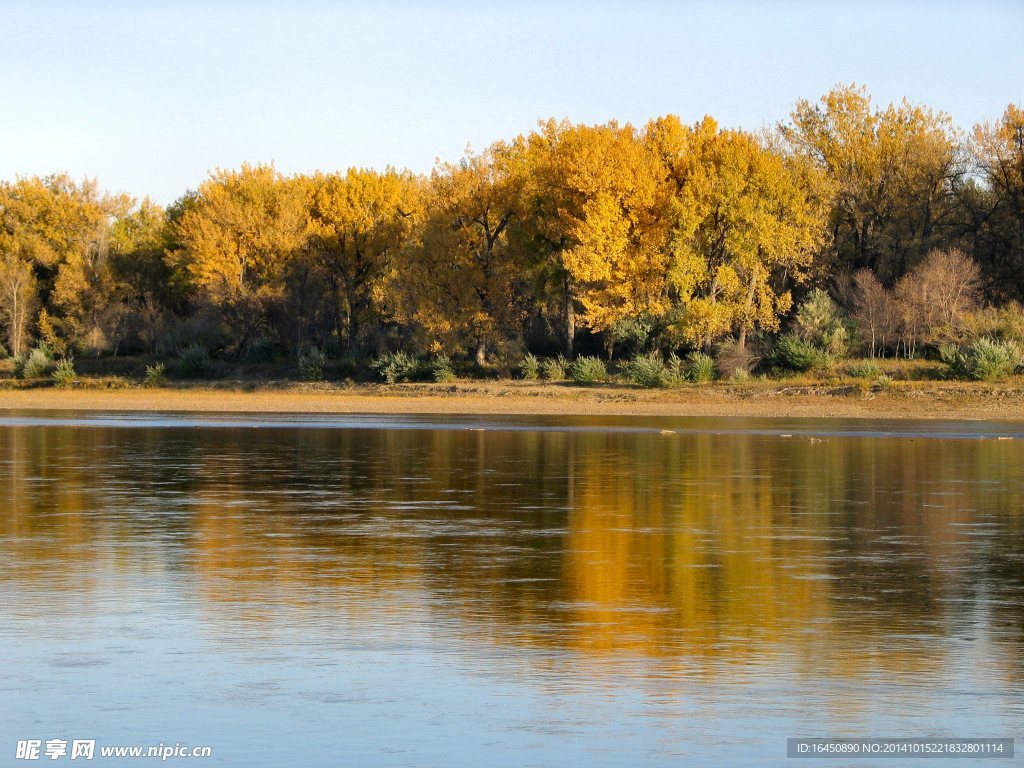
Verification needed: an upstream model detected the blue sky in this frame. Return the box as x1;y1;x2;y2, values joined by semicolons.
2;0;1022;203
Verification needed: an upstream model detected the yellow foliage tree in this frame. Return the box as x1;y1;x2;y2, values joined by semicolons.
394;145;526;364
783;84;961;280
0;250;36;357
0;173;128;353
524;120;672;354
306;168;419;351
970;104;1024;294
664;117;829;348
172;164;307;347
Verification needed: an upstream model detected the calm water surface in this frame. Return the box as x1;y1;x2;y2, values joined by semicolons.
1;412;1022;766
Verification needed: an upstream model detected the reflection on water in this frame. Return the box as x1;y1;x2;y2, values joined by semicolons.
1;416;1022;766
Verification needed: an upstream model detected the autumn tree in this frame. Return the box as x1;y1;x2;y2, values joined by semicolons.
967;104;1024;297
306;168;419;352
783;85;963;282
894;248;982;355
0;173;128;353
171;164;307;350
394;145;527;364
0;250;36;356
847;268;898;357
520;120;674;356
105;199;182;353
662;117;829;349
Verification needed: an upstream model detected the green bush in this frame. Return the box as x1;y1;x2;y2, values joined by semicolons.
540;356;567;381
685;352;716;383
15;345;55;379
944;338;1023;381
568;356;607;384
430;354;456;383
143;362;166;387
519;353;540;380
621;353;680;388
773;334;832;372
298;348;327;381
939;343;964;375
794;288;851;356
371;351;424;384
958;339;1024;382
848;361;883;379
177;343;213;377
610;314;657;356
52;357;77;387
972;339;1022;380
246;336;282;363
0;342;8;359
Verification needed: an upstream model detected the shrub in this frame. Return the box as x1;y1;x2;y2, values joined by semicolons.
177;343;213;377
519;353;540;380
685;352;716;383
246;336;282;363
848;361;883;380
794;288;851;356
621;353;680;388
0;343;8;359
729;366;751;383
950;338;1023;381
568;356;607;384
52;357;77;387
298;348;327;381
143;362;166;387
540;356;567;381
610;314;657;356
941;338;1023;381
430;354;456;383
939;343;965;375
713;338;759;376
371;351;424;384
15;345;55;379
972;339;1022;380
773;334;832;372
874;374;894;391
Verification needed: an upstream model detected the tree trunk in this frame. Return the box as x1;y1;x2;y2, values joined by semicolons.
475;340;486;366
347;301;359;352
737;274;758;350
563;277;575;358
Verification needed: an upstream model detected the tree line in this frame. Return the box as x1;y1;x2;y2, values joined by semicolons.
1;85;1022;376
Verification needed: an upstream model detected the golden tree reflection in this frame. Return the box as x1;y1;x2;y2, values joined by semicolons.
2;423;1021;683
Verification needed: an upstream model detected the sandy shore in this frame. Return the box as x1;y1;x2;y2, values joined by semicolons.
2;380;1023;420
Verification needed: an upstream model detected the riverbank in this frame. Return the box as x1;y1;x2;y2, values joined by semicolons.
2;379;1023;420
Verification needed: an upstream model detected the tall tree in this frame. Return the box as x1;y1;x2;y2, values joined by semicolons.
395;146;526;364
783;85;962;282
969;104;1024;297
106;199;181;353
524;120;672;355
171;164;307;349
307;168;419;352
665;118;829;348
0;251;36;357
0;173;127;353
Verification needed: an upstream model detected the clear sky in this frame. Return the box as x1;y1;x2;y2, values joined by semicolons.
3;0;1022;204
